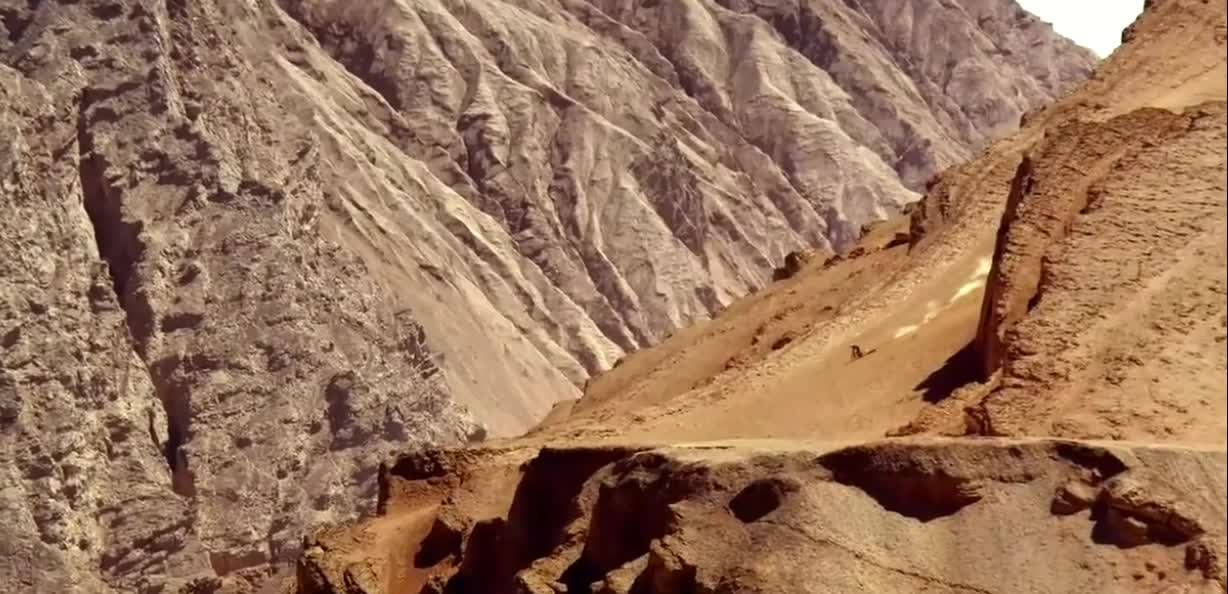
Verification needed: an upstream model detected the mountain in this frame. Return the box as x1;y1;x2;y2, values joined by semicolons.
295;0;1228;592
1;0;1096;591
268;0;1098;433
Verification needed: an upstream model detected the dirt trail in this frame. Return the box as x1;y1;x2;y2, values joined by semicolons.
618;234;997;442
533;195;1005;443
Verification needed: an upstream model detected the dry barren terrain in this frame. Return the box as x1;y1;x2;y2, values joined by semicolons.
297;1;1228;593
1;0;1099;591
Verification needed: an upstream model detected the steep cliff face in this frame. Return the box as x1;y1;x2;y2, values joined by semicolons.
965;0;1228;441
1;0;1093;590
2;3;479;591
1;65;207;594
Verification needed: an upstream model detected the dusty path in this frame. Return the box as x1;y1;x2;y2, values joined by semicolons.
618;233;998;442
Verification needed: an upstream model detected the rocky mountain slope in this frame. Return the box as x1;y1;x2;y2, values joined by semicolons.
1;0;1095;437
0;0;1093;591
268;0;1096;424
295;0;1228;592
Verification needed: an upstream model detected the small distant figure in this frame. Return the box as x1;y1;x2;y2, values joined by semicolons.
850;344;877;361
772;250;811;281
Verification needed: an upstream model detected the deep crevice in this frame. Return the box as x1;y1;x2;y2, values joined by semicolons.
78;90;194;497
78;90;144;329
414;516;463;568
561;452;710;591
559;556;601;594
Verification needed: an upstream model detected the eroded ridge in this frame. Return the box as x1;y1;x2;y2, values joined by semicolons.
298;439;1228;594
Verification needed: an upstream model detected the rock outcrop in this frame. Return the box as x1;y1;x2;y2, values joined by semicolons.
299;439;1228;594
970;103;1226;440
2;2;477;591
962;0;1228;441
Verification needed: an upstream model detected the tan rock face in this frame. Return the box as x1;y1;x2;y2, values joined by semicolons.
963;0;1228;442
1;0;1092;590
1;65;210;594
971;103;1227;440
3;2;476;591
